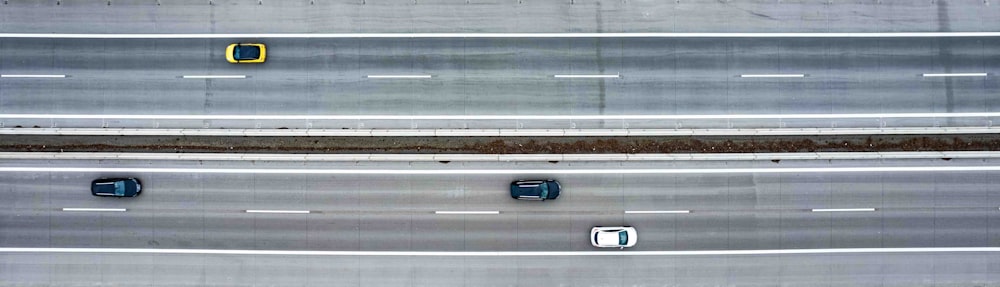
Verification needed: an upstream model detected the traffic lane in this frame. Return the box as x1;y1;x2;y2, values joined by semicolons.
10;169;1000;214
1;39;996;124
2;38;994;77
2;252;999;286
0;209;565;251
0;170;619;213
1;0;998;34
3;161;1000;252
3;158;1000;211
4;204;999;252
1;37;995;80
2;37;994;79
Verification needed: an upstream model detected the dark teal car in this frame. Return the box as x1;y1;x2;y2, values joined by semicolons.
510;179;560;200
91;178;141;197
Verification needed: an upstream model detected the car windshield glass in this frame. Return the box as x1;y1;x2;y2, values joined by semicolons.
619;231;628;245
113;181;125;196
538;182;548;198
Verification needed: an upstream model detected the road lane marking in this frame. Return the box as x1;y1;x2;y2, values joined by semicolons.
5;166;1000;175
921;73;988;77
3;32;1000;38
3;127;999;136
245;210;311;214
3;151;997;162
740;74;806;78
553;74;620;78
811;208;877;212
366;75;432;79
625;210;691;214
434;211;501;215
1;247;999;256
61;208;127;212
4;112;999;120
1;74;66;78
181;75;247;79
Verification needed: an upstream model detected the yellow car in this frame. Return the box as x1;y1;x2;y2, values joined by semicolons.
226;43;266;63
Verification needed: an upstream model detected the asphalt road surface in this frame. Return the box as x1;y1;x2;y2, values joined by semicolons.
1;0;997;34
2;158;1000;285
1;37;998;130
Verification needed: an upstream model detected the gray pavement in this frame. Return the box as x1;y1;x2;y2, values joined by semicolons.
2;158;1000;284
3;253;1000;286
0;0;998;34
1;37;998;130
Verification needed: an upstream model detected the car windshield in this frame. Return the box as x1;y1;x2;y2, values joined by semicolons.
619;230;628;245
113;181;125;196
538;182;549;198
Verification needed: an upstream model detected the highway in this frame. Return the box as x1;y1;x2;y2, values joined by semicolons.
0;1;997;34
3;1;1000;285
1;37;998;131
2;157;1000;285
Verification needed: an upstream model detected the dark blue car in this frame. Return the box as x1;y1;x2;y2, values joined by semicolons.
91;178;142;197
510;179;560;200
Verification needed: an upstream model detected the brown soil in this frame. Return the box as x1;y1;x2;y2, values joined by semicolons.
1;135;998;154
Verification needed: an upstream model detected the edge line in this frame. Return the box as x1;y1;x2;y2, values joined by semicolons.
1;247;998;256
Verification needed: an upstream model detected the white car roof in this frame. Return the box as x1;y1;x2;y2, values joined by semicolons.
596;230;622;246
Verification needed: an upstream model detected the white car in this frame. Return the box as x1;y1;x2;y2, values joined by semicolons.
590;226;637;248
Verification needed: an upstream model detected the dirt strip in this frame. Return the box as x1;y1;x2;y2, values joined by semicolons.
1;135;998;154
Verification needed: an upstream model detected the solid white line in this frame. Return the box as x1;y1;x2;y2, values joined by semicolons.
2;32;1000;38
740;74;806;78
811;208;877;212
4;166;1000;175
181;75;247;79
3;151;1000;162
245;210;311;214
61;208;127;212
625;210;691;214
2;127;999;136
921;73;988;77
1;74;66;78
3;112;1000;120
553;74;620;78
1;247;998;256
366;75;432;79
434;211;501;215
